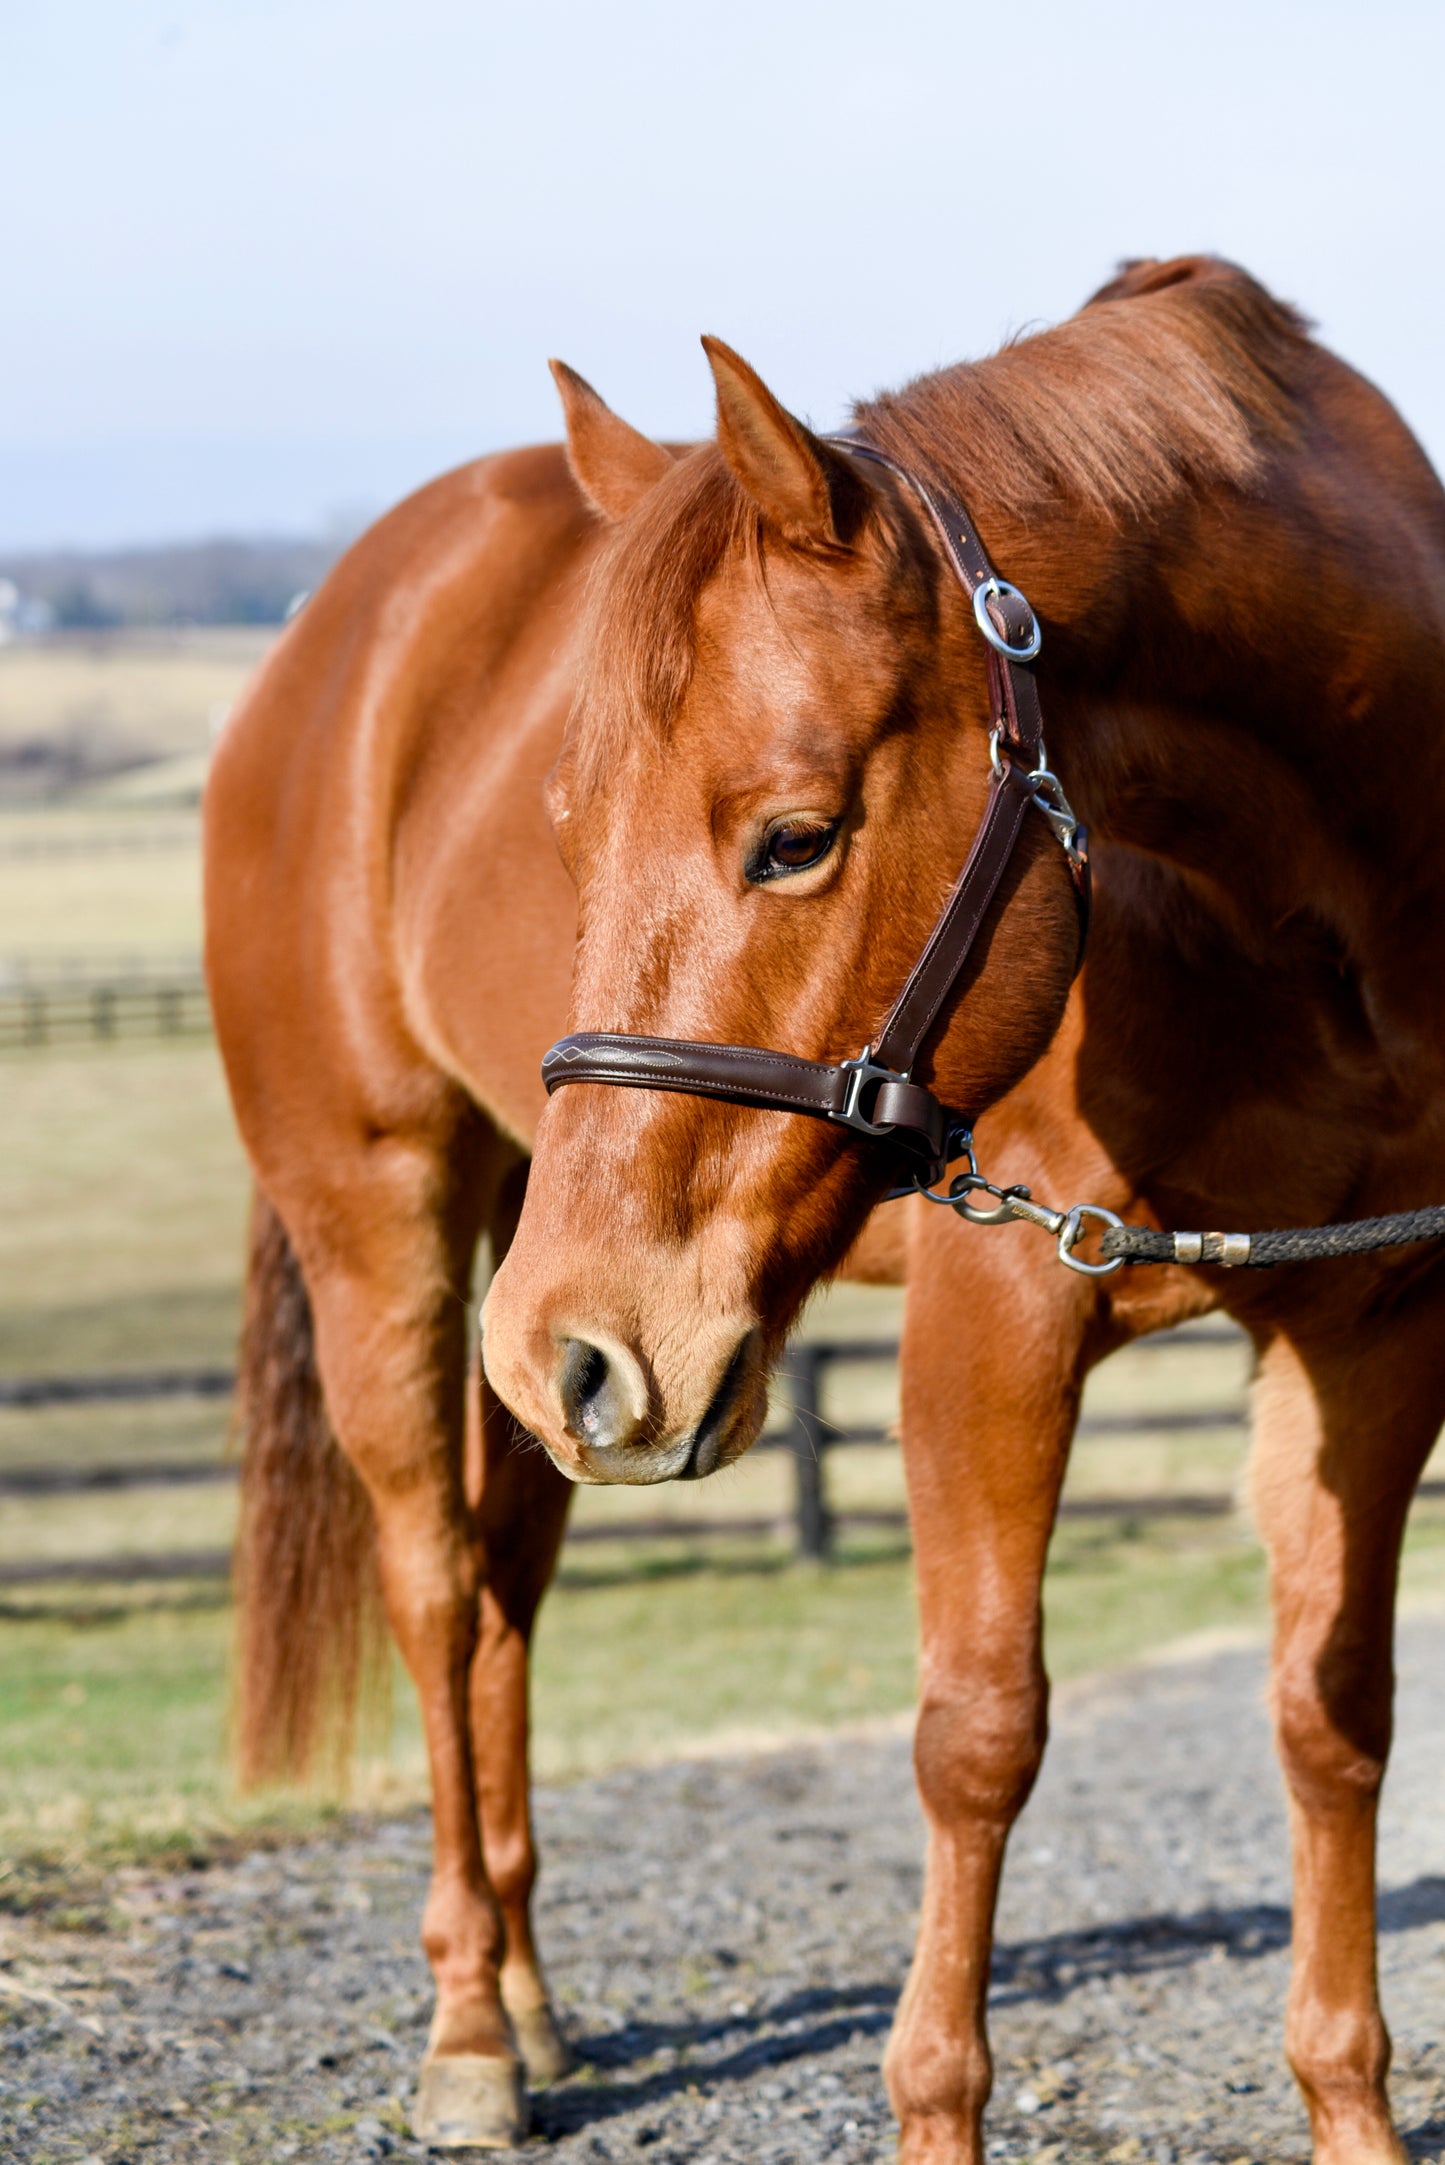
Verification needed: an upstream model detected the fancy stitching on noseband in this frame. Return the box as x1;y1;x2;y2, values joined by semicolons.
542;434;1445;1278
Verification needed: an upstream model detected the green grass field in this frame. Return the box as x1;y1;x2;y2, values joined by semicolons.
0;1042;248;1363
2;641;1442;1882
4;1504;1443;1878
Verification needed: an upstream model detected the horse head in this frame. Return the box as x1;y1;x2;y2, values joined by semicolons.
482;342;1081;1482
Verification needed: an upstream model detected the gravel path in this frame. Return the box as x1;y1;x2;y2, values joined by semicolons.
4;1618;1444;2164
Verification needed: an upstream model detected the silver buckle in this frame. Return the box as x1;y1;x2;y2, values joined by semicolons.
973;576;1042;662
833;1048;906;1138
989;730;1085;870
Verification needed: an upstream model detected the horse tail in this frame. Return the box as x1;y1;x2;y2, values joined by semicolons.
231;1189;388;1789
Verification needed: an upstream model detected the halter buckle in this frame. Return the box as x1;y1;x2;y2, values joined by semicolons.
832;1049;908;1138
973;575;1042;662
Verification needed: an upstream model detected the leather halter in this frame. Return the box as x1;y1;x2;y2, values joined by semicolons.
541;435;1091;1191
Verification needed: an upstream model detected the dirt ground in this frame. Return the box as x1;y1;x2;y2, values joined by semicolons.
3;1617;1443;2165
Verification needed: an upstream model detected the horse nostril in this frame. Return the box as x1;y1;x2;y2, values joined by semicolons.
559;1337;626;1446
681;1328;758;1479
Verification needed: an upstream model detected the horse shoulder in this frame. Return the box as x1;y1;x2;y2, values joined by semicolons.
205;443;596;1182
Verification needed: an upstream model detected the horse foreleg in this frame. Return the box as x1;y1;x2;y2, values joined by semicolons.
465;1361;573;2082
886;1208;1093;2165
1251;1294;1445;2165
305;1206;527;2149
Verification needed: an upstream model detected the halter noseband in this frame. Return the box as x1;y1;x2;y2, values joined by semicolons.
541;435;1090;1196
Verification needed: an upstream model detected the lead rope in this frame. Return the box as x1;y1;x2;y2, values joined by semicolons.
913;1144;1445;1277
1103;1207;1445;1269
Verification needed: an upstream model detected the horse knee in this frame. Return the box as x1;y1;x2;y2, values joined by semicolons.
1273;1640;1388;1815
371;1543;479;1693
913;1667;1047;1827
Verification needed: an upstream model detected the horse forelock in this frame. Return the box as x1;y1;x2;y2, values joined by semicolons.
570;447;760;791
566;257;1311;789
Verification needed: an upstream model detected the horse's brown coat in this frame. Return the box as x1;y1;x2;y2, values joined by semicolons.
206;257;1445;2160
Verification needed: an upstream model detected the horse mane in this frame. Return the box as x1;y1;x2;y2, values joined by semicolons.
857;255;1308;526
574;257;1310;777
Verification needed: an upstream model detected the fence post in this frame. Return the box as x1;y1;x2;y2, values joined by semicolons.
788;1345;833;1561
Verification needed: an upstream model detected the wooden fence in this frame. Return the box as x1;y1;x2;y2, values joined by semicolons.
0;824;198;862
0;965;210;1048
0;1332;1280;1586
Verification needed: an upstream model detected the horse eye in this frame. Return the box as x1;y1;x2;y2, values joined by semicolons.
754;821;838;881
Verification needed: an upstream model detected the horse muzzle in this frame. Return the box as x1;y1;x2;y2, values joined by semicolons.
482;1287;766;1485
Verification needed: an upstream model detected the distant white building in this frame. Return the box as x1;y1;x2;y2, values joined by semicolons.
0;578;56;643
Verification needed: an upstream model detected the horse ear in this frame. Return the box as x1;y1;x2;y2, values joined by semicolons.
701;336;863;549
549;359;675;521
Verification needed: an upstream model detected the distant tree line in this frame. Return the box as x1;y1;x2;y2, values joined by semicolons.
0;535;347;629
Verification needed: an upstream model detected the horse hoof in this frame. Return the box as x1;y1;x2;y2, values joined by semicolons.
412;2052;529;2148
509;2000;574;2086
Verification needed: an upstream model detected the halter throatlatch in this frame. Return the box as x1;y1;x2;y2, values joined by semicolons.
542;434;1090;1194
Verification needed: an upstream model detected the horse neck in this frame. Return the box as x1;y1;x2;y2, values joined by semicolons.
1003;480;1445;992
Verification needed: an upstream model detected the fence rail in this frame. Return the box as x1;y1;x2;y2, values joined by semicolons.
0;824;199;862
0;1331;1274;1585
0;1368;233;1409
0;972;210;1048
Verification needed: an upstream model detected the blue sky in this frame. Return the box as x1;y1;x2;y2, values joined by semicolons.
4;0;1442;550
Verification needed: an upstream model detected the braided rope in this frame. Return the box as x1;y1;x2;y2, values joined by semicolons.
1100;1205;1445;1269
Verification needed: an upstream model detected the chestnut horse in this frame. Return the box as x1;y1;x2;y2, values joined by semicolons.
205;256;1445;2161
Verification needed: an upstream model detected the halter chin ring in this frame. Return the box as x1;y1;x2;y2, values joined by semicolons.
973;576;1043;661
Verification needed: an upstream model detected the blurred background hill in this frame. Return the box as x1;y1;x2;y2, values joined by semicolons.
0;534;342;633
0;533;345;801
